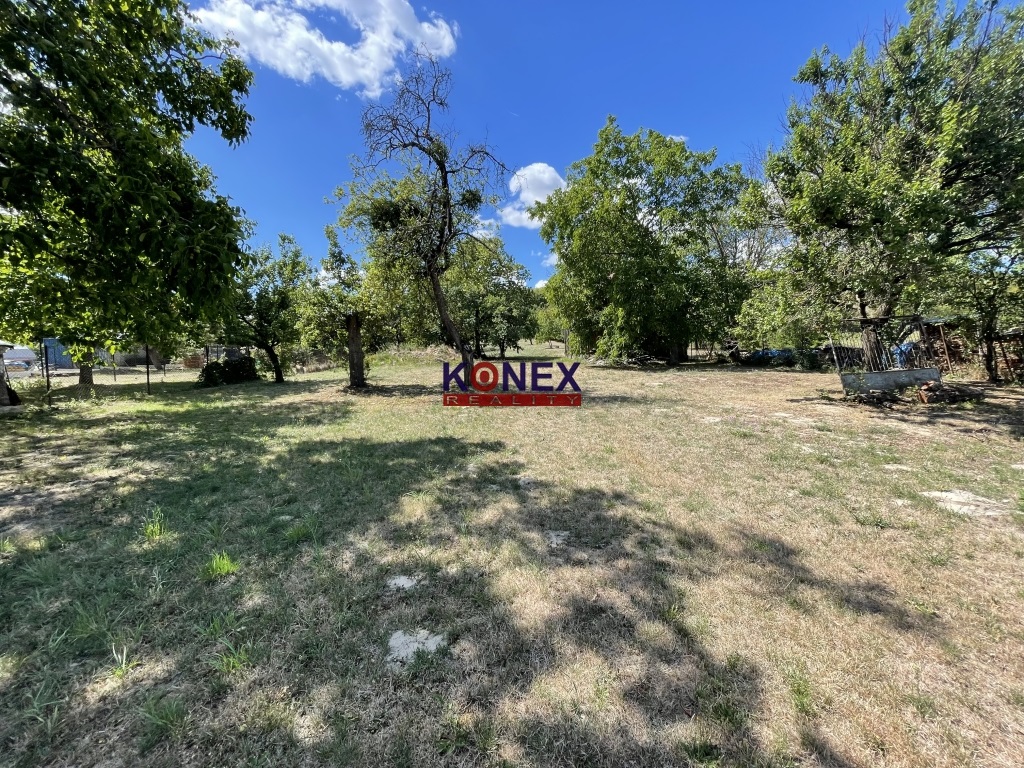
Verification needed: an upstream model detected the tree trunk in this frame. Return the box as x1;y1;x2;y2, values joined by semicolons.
858;293;891;372
668;338;689;365
346;312;366;388
473;308;483;359
78;364;94;386
264;346;285;384
499;341;506;359
981;321;999;383
428;269;473;371
860;324;887;371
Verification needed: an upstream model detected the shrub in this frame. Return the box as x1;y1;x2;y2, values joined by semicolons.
794;349;823;370
196;356;260;388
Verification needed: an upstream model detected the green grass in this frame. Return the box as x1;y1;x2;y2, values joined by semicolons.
2;347;1023;767
783;663;816;718
141;508;168;541
139;694;188;752
202;551;239;580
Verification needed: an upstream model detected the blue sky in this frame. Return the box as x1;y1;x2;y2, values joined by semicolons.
187;0;907;286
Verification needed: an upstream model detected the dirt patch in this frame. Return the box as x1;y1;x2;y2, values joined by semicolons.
386;630;445;669
921;490;1012;517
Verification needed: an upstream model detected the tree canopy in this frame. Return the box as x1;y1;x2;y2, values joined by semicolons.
0;0;253;349
765;0;1024;321
222;235;310;384
532;116;747;361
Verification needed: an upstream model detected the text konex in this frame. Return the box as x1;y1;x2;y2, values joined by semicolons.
441;362;582;407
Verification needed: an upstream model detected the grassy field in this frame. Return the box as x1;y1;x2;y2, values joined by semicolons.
2;345;1023;767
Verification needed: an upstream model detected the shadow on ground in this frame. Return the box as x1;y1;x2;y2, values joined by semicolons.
0;378;928;766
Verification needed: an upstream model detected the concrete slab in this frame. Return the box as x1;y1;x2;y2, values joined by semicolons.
840;368;941;394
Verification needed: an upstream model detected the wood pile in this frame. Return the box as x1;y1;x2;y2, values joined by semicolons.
844;381;985;407
844;389;908;408
917;381;985;404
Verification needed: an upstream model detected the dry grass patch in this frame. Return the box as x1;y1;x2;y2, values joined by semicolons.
1;347;1022;766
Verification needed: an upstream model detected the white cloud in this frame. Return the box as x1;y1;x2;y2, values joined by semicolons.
541;252;558;268
195;0;458;98
534;279;548;289
667;134;688;142
498;162;565;229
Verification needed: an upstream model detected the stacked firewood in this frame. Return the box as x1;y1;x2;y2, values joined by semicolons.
917;381;984;404
844;390;908;408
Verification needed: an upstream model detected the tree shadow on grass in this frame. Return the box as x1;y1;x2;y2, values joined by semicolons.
1;388;924;767
794;383;1024;441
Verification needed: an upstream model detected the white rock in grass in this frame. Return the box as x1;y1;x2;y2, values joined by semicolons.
1011;464;1024;471
702;417;722;423
883;464;913;472
387;575;419;591
545;531;569;548
921;490;1009;517
772;412;794;418
386;630;445;668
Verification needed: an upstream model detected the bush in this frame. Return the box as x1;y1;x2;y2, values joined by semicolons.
196;356;260;388
794;349;823;370
743;348;796;367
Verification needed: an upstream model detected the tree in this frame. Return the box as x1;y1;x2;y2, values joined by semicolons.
223;236;311;384
535;287;568;348
765;0;1024;367
484;283;539;358
444;237;538;359
296;227;368;388
0;0;253;355
934;250;1023;381
342;52;505;370
531;116;746;362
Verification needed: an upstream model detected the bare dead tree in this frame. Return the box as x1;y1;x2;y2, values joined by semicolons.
355;51;507;372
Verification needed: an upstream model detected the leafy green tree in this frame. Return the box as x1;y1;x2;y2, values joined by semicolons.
933;250;1023;381
296;227;368;387
223;236;311;384
0;0;253;359
734;270;833;350
483;281;539;358
765;0;1024;365
535;287;568;347
531;116;746;362
444;237;537;358
340;52;505;370
359;252;442;351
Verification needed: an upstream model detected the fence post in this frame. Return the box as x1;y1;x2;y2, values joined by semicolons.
145;343;151;395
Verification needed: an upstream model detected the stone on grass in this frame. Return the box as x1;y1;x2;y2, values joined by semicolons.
921;490;1009;518
883;464;913;472
545;531;569;548
1011;464;1024;471
387;575;420;591
386;629;445;669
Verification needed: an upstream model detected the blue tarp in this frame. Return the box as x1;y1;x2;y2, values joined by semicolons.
43;338;74;368
891;342;915;368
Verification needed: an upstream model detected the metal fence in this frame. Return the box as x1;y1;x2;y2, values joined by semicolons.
824;317;940;373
